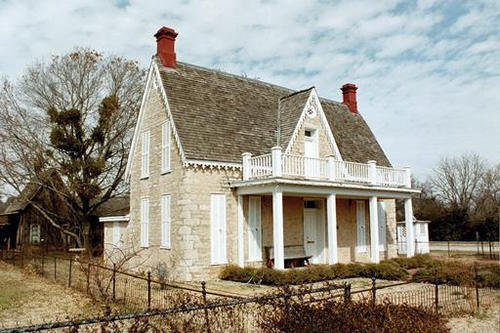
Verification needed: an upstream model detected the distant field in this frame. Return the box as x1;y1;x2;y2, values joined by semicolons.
430;241;499;253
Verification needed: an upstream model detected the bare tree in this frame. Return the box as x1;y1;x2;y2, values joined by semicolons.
429;153;486;213
0;49;146;251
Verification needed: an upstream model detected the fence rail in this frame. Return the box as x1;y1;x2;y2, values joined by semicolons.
0;250;498;332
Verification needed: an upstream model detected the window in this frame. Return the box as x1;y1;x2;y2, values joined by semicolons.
305;130;313;137
112;222;122;247
304;200;317;209
141;131;150;178
248;196;262;261
161;194;171;248
30;224;41;244
161;122;171;173
140;198;149;247
210;194;227;264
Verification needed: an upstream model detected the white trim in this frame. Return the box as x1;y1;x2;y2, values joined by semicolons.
356;200;367;253
247;196;262;262
125;60;187;183
141;130;150;178
154;62;187;163
161;121;171;173
160;194;171;249
284;88;343;161
210;194;227;264
140;197;150;248
327;193;338;264
184;159;242;170
272;186;284;270
237;195;244;267
369;196;380;263
99;215;130;223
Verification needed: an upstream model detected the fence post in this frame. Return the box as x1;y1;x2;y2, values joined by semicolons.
86;263;91;295
68;257;73;287
434;282;439;313
344;282;351;303
54;256;57;280
147;271;151;310
112;263;116;302
371;277;376;304
447;240;450;257
201;281;211;333
474;265;480;310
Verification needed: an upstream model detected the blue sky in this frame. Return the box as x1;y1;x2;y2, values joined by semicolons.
0;0;498;179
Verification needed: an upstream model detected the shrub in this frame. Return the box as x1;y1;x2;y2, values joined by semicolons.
386;254;433;269
220;261;409;286
260;299;449;333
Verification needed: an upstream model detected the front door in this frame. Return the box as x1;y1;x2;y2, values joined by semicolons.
304;129;319;177
304;202;325;263
356;200;367;253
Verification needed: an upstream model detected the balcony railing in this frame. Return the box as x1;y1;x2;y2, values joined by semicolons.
242;147;411;188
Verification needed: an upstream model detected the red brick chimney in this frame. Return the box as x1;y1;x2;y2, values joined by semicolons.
341;83;358;113
154;26;178;68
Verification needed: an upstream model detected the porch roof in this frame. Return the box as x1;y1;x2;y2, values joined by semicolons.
231;177;419;199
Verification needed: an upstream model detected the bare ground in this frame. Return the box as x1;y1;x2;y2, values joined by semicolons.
0;261;106;328
448;304;500;333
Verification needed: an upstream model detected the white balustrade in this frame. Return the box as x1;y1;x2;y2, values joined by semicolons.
376;166;408;187
249;154;272;178
243;151;410;188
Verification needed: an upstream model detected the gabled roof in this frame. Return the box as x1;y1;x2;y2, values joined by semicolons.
1;169;61;215
94;196;130;217
156;60;391;167
278;88;314;147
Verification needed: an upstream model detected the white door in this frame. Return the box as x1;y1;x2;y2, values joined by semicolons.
304;206;325;263
304;129;319;177
248;196;262;261
377;201;387;251
356;201;367;253
210;194;227;264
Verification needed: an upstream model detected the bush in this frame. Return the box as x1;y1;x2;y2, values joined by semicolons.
220;261;408;286
386;254;433;269
260;299;449;333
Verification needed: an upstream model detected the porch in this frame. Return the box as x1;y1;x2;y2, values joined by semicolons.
233;180;419;270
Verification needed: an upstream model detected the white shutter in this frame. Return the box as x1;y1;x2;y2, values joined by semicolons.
140;198;149;247
112;221;121;247
248;196;262;261
161;122;171;173
211;194;227;264
161;194;171;248
356;201;367;253
141;131;150;178
377;201;387;251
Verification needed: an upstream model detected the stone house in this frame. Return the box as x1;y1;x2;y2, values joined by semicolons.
102;26;419;281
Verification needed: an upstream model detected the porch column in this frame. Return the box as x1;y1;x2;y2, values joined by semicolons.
327;193;338;264
271;146;282;177
237;195;244;267
369;196;380;263
272;186;284;269
404;198;415;257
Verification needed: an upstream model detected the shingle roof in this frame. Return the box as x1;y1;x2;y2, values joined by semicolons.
278;88;313;148
158;61;391;167
94;196;130;217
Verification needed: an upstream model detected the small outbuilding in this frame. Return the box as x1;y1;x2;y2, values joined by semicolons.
396;218;430;255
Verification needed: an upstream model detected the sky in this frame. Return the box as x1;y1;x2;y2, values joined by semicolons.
0;0;499;179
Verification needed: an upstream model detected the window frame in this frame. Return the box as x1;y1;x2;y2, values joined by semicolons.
140;197;150;248
161;121;171;174
160;194;171;249
141;130;151;179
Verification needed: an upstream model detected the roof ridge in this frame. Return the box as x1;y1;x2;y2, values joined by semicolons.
176;61;294;94
163;60;344;105
279;87;314;100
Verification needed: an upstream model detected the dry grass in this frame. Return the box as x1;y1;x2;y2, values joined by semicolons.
0;261;106;328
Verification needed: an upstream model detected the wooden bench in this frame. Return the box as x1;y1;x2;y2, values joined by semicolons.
265;245;312;268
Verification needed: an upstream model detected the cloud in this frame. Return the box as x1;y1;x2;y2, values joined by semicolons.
0;0;498;178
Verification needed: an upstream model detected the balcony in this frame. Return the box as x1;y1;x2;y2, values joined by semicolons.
241;147;411;188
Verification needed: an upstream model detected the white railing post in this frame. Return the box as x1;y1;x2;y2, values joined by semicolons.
242;152;252;180
404;167;412;188
271;146;282;177
368;160;377;185
327;155;336;181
